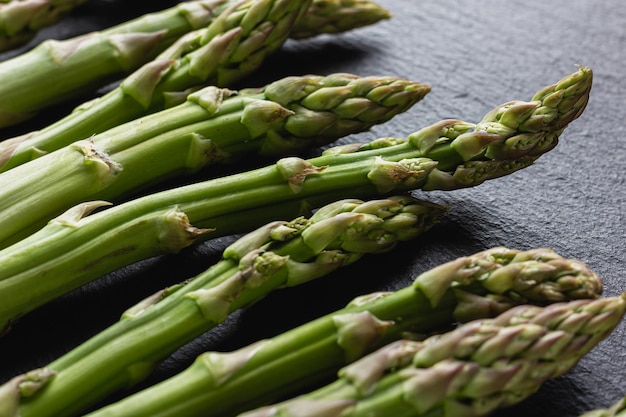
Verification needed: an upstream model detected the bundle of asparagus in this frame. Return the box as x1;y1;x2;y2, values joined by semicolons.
0;0;392;171
0;66;592;334
0;244;604;417
0;0;391;128
238;295;626;417
0;194;446;417
0;71;430;247
76;247;606;417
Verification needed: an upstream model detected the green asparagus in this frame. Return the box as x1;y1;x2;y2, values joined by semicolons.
0;0;391;128
0;0;391;171
0;0;87;52
0;67;592;334
581;397;626;417
75;247;604;417
239;295;626;417
0;0;314;170
0;195;446;417
0;72;429;247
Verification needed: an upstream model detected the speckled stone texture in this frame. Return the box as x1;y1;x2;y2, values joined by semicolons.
0;1;624;415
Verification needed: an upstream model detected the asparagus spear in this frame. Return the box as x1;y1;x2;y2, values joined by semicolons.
0;67;592;334
237;294;625;417
0;72;430;247
0;195;447;417
0;0;391;128
0;0;87;52
74;247;604;417
581;397;626;417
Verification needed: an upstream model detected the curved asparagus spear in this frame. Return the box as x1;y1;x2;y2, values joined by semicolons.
75;247;604;417
0;0;392;129
0;72;429;247
581;397;626;417
0;0;316;170
0;195;446;417
0;0;87;52
0;67;592;333
240;295;626;417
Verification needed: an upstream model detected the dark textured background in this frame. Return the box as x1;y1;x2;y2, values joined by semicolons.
1;1;625;415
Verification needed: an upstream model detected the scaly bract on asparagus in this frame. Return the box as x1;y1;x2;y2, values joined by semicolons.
0;67;592;334
75;247;603;417
0;195;446;417
0;0;87;51
0;72;429;247
240;295;625;417
0;0;392;129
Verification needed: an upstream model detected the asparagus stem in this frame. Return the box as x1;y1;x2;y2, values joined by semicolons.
239;294;625;417
0;0;87;52
75;247;605;417
0;67;592;334
0;0;391;129
0;195;446;417
0;72;429;247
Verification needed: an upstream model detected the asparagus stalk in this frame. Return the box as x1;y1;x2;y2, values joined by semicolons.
0;0;392;129
0;195;447;417
0;67;592;333
238;294;625;417
0;72;430;247
0;0;87;52
75;247;604;417
581;397;626;417
0;0;328;170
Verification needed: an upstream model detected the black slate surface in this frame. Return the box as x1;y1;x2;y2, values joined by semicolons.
0;1;625;416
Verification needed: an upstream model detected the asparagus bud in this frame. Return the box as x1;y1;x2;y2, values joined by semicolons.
0;195;445;417
76;247;603;417
289;0;391;39
241;295;625;417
